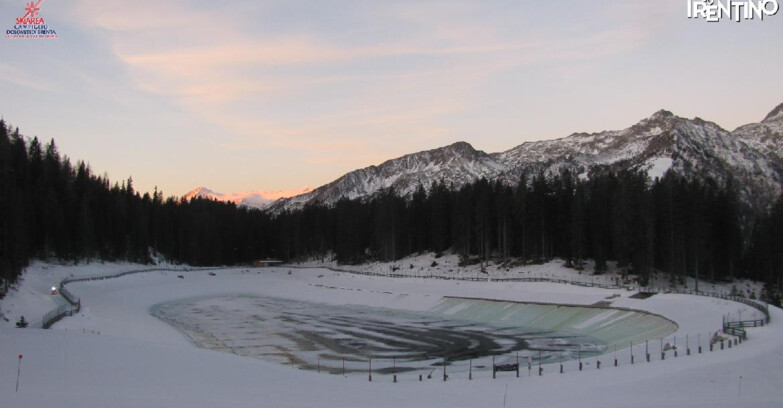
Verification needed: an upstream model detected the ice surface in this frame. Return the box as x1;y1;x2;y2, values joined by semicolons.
151;295;615;374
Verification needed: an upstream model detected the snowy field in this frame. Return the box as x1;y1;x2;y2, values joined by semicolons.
0;256;781;408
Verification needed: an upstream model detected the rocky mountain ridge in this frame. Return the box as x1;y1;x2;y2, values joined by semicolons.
196;103;783;214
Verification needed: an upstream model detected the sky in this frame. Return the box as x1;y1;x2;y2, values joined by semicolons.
1;0;782;197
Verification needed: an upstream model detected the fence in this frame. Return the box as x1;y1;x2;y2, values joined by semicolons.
41;302;79;329
722;317;767;340
290;264;636;289
40;266;229;329
288;265;641;288
268;329;750;383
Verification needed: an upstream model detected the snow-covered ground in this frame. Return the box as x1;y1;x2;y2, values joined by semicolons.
0;256;780;408
295;253;765;299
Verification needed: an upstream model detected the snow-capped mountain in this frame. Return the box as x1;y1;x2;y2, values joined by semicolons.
267;103;783;214
496;108;782;211
732;103;783;169
183;186;312;209
270;142;505;211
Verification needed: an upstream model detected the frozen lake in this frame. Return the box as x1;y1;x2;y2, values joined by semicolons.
151;295;676;375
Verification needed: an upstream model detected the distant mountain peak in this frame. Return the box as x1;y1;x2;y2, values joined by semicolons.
185;186;215;196
650;109;674;120
763;102;783;123
438;141;484;159
183;186;313;209
445;141;475;151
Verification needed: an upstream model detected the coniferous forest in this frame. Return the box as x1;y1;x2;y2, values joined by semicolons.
1;120;781;303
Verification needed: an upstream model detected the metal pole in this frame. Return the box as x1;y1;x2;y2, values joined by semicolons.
16;355;22;392
538;350;542;376
443;358;447;382
528;355;531;376
369;357;372;382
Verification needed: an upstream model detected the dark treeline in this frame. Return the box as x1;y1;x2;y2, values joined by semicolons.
1;120;781;303
745;196;783;304
276;171;748;288
0;120;272;293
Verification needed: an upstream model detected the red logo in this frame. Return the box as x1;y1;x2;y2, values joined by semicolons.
17;1;46;25
22;1;42;18
6;0;57;39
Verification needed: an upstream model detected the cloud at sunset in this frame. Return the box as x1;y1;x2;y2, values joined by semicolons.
71;1;657;156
